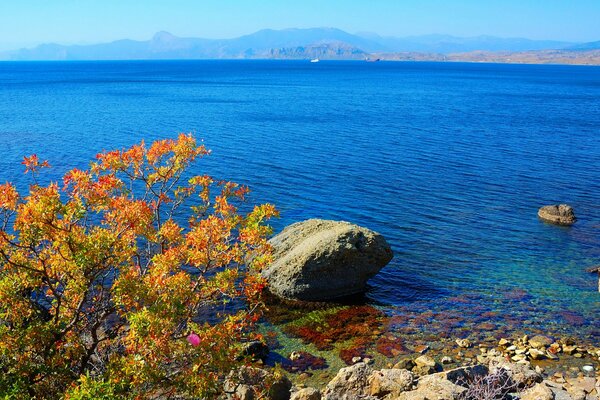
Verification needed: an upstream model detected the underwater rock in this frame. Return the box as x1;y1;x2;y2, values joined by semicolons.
242;340;270;361
283;351;327;372
538;204;576;225
262;219;393;301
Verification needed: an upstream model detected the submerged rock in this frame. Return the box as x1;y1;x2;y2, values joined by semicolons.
538;204;576;225
262;219;393;301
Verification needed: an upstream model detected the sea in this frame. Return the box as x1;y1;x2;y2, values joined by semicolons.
1;60;600;345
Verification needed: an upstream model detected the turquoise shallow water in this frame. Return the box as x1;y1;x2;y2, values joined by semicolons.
0;60;599;343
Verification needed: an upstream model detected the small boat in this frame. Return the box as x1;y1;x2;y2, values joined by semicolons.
310;58;320;63
366;58;381;62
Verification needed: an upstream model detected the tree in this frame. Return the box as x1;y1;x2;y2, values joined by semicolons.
0;134;277;399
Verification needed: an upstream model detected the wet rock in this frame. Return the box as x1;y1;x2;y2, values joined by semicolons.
394;358;415;371
414;345;429;354
242;340;270;361
529;348;547;360
270;376;294;400
538;204;576;225
563;345;578;355
414;355;436;368
455;338;472;348
499;338;510;346
323;362;373;400
291;387;321;400
368;369;414;398
441;356;453;365
521;383;555;400
224;366;292;400
529;335;554;349
582;365;594;374
263;219;393;301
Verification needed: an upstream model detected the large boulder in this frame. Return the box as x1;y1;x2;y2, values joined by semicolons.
262;219;393;301
538;204;576;225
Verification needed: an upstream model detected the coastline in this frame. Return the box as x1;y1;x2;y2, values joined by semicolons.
257;332;600;399
1;57;600;66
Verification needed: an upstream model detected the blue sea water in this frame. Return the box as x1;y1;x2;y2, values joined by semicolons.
1;60;600;341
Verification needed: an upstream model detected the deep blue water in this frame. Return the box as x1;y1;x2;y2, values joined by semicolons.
1;60;600;341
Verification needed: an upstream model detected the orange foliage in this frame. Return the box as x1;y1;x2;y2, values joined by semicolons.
0;134;277;399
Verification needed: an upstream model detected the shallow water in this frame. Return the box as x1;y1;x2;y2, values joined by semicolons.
1;60;600;348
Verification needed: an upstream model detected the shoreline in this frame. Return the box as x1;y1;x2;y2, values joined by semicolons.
249;333;600;399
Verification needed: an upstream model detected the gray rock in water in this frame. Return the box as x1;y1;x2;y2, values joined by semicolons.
262;219;393;301
538;204;576;225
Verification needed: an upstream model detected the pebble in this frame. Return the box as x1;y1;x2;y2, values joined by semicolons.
414;345;429;354
582;366;594;373
351;357;362;364
415;356;435;367
456;339;472;348
535;366;545;374
529;348;546;360
441;356;453;365
499;338;510;346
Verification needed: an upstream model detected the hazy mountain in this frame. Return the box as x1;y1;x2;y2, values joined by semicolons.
0;28;584;61
358;33;573;53
568;41;600;51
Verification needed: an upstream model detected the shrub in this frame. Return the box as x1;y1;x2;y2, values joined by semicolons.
457;368;518;400
0;134;277;398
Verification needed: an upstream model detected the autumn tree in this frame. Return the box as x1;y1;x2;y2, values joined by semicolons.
0;134;277;399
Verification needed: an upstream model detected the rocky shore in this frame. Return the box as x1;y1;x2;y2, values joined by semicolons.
228;335;600;400
239;218;600;399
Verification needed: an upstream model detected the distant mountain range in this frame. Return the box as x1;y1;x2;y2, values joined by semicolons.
1;28;599;63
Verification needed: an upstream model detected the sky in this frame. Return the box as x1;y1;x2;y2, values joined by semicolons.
1;0;599;51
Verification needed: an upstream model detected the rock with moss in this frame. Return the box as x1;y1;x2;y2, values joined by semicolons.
538;204;576;225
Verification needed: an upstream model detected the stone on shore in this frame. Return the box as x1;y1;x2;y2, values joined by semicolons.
323;362;373;400
291;387;321;400
529;335;554;349
538;204;576;225
398;374;465;400
262;219;393;301
368;369;414;398
521;383;555;400
488;356;542;388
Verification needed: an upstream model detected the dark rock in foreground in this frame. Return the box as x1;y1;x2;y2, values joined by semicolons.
262;219;393;301
538;204;576;225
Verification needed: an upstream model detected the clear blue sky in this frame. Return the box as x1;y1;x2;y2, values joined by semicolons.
1;0;599;50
